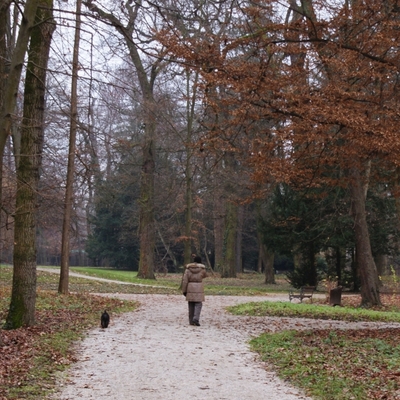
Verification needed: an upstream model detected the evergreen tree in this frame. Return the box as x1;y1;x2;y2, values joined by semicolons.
86;176;140;270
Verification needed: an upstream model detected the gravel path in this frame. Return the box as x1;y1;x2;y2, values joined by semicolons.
52;293;400;400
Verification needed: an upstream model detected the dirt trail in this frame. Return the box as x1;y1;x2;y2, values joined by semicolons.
53;293;400;400
54;294;312;399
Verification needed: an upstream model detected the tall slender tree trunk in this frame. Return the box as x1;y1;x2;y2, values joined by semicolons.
335;246;345;286
221;151;238;278
59;0;82;294
222;199;237;278
5;0;54;329
0;0;5;337
137;113;156;279
236;204;244;273
213;192;224;273
184;164;193;265
0;2;8;229
350;168;381;306
0;0;38;238
0;0;38;154
183;70;198;266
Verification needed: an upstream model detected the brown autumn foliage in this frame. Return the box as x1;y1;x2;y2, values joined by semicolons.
158;1;400;196
158;1;400;306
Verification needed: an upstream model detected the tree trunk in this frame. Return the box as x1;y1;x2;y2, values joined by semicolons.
5;0;54;329
256;227;275;283
264;247;275;285
258;244;276;283
0;1;8;232
183;147;193;266
222;199;237;278
0;0;38;157
221;151;238;278
213;192;225;273
257;243;262;273
350;168;381;306
183;70;199;266
374;254;387;277
59;0;82;294
0;0;38;247
235;204;244;273
335;246;345;286
137;121;156;279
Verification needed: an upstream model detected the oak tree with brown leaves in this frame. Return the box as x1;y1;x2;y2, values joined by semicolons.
159;0;400;306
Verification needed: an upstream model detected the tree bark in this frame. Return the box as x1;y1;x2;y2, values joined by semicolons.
0;0;38;246
137;120;156;279
58;0;82;294
213;192;225;273
350;168;381;306
222;199;237;278
0;3;9;268
264;247;275;285
183;70;199;266
221;151;238;278
0;0;38;156
257;228;275;283
236;204;244;274
335;246;345;286
183;163;193;265
5;0;54;329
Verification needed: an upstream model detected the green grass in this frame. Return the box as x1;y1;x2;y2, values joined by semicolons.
38;265;290;295
3;265;400;399
250;329;400;399
227;301;400;323
0;265;139;400
40;265;176;287
229;299;400;399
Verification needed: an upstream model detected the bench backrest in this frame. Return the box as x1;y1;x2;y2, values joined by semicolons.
301;286;316;293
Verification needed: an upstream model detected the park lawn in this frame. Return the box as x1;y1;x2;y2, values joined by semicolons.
0;266;139;400
229;299;400;399
250;328;400;399
71;266;292;295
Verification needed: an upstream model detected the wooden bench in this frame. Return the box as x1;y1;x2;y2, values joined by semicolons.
289;286;316;303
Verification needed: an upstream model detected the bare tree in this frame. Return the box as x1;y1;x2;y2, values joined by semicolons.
83;0;175;278
58;0;82;294
5;0;55;329
0;0;39;241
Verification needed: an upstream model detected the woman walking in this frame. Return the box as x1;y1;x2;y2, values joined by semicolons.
182;256;208;326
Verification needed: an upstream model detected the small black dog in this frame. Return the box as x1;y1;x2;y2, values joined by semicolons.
101;310;110;328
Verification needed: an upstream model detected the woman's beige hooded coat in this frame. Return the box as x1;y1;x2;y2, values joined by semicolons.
182;262;208;302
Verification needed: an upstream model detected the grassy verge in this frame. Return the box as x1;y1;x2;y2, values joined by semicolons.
250;329;400;399
227;300;400;323
35;266;180;294
0;266;138;400
229;299;400;399
49;266;292;295
37;267;290;296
